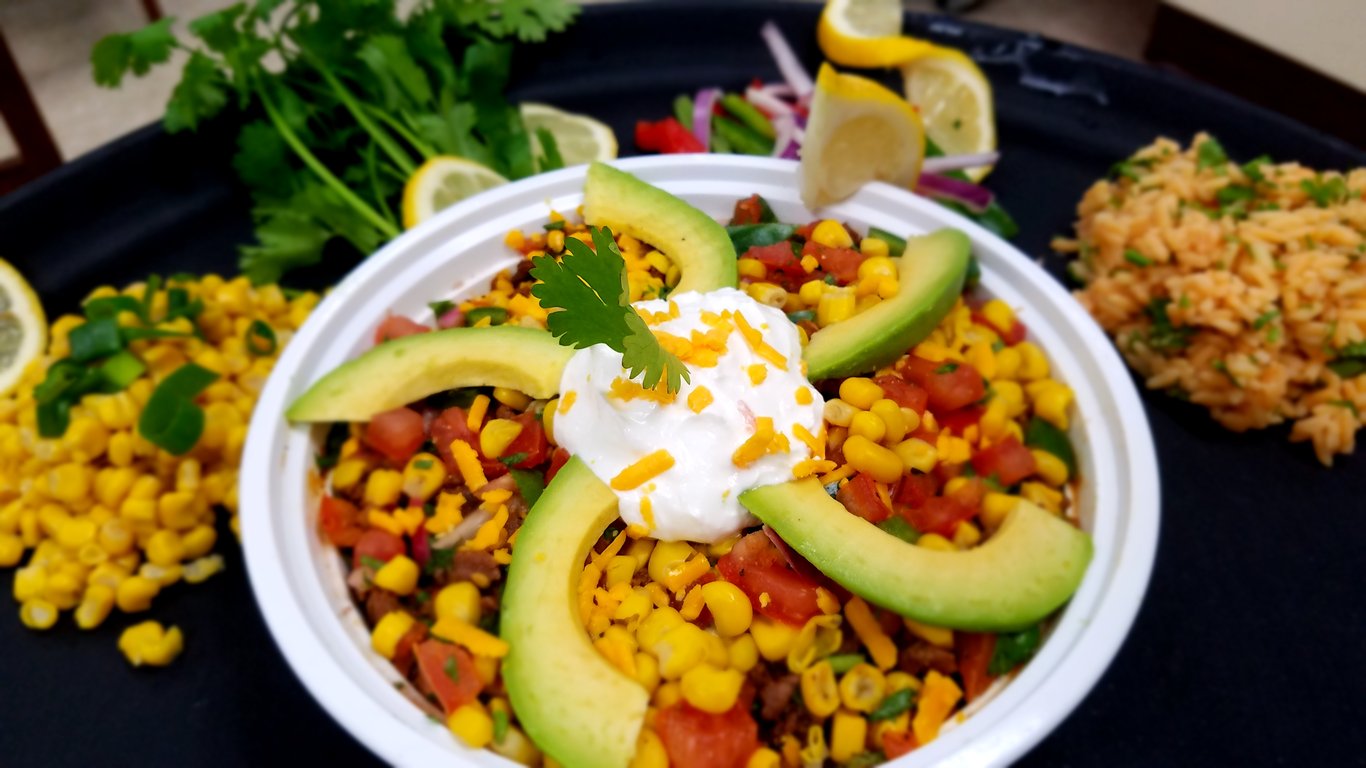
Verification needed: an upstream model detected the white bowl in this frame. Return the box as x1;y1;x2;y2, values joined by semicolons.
240;156;1159;767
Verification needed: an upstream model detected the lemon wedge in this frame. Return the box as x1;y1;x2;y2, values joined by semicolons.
800;63;925;210
401;156;509;229
0;259;47;396
902;48;996;181
520;103;618;167
818;0;935;68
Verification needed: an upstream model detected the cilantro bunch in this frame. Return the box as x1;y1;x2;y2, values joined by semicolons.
93;0;579;284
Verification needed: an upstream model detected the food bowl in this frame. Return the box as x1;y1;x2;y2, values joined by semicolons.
240;155;1159;766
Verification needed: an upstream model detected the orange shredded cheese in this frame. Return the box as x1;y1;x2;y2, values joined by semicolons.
747;364;768;385
687;386;713;413
733;417;776;468
732;311;788;370
795;387;814;405
559;390;577;414
611;450;676;490
448;439;488;490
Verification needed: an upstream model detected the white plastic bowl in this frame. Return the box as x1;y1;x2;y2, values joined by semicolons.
241;156;1159;767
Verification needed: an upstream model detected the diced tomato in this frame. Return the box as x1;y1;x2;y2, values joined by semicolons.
971;436;1037;487
414;641;484;715
946;476;986;512
901;356;986;414
836;473;891;523
893;473;939;508
957;631;998;702
374;315;429;344
972;310;1028;346
656;700;759;768
731;195;766;226
431;406;506;480
801;240;864;284
319;495;365;547
717;531;822;626
901;496;975;538
390;621;428;677
635;117;705;154
545;446;571;484
874;375;929;414
501;411;549;468
882;730;918;759
743;242;809;290
352;529;406;569
938;405;984;434
364;407;426;464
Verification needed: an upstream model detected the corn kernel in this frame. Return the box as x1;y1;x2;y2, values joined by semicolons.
146;530;186;567
800;660;840;717
838;378;884;410
118;621;184;666
830;711;869;762
811;219;853;248
183;555;225;584
869;399;907;444
746;282;788;309
839;663;887;712
491;386;532;410
116;575;160;613
750;616;797;661
373;554;420;595
401;452;447;501
701;580;753;637
737;257;767;280
19;598;59;630
747;747;782;768
1034;385;1073;430
816;287;856;327
370;611;415;659
75;584;115;630
631;728;669;768
842;435;903;484
995;346;1023;380
479;418;524;459
1021;482;1064;514
892;438;938;474
654;622;710;680
728;633;760;673
0;532;22;567
634;652;661;693
822;398;859;428
681;664;745;713
797;279;825;306
982;299;1016;335
848;411;887;443
1016;341;1050;380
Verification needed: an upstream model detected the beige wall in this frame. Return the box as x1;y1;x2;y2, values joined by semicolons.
1166;0;1366;90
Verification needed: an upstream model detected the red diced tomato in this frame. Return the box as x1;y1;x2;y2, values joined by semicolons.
319;496;365;547
731;195;766;226
390;621;428;677
501;411;549;468
545;446;571;484
743;242;808;289
957;631;997;702
801;240;864;284
414;641;483;715
656;700;759;768
635;117;705;154
972;310;1028;346
874;375;929;413
364;407;426;464
938;405;985;434
717;531;823;627
893;473;938;508
431;406;479;466
836;473;891;523
882;730;918;759
901;496;975;538
971;436;1037;486
352;529;406;569
946;477;986;512
374;315;429;344
901;356;986;413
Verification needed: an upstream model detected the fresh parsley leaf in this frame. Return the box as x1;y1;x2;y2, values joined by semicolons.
535;127;565;172
531;226;690;392
360;555;386;571
448;0;581;42
827;654;866;674
877;516;919;543
499;452;528;467
425;543;455;574
91;18;176;87
934;363;959;374
989;625;1041;675
443;656;461;682
1215;184;1256;217
868;688;916;721
510;468;545;507
1143;298;1193;353
1240;155;1272;183
1300;175;1350;207
429;300;457;318
1196;137;1228;170
1328;341;1366;379
164;52;230;132
1109;156;1154;182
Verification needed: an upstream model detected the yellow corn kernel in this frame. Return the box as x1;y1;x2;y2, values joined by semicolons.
954;520;983;548
811;219;853;248
433;581;483;627
75;584;115;630
780;735;802;767
798;279;825;306
838;378;884;410
431;617;510;658
157;491;198;530
491;386;531;411
613;450;676;491
750;616;798;662
965;340;998;380
869;399;907;444
800;660;840;717
746;282;788;309
817;287;856;327
1021;482;1064;514
830;711;869;763
981;299;1015;333
363;469;404;508
842;435;904;484
728;633;760;673
178;525;215;560
848;411;888;444
634;652;661;693
631;728;669;768
479;418;524;460
788;614;843;673
858;250;894;276
737;257;767;280
330;457;369;492
370;611;415;659
876;277;900;300
595;625;640;677
646;540;694;585
13;565;46;602
467;395;491;430
680;663;744;714
747;747;782;768
839;663;887;712
118;621;184;666
995;345;1023;380
822;399;859;428
55;517;97;551
800;254;820;273
654;622;710;680
891;438;938;475
1024;449;1066;488
373;555;420;596
904;617;955;649
981;492;1020;530
20;598;59;630
47;462;90;504
448;704;494;749
400;452;447;502
918;533;956;552
653;681;683;709
701;580;753;637
1016;341;1050;380
116;575;160;613
144;530;185;567
1034;385;1073;430
912;670;964;746
0;532;22;567
183;555;225;584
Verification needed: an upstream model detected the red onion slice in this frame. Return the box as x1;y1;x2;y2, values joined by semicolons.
437;306;464;329
745;86;795;119
916;171;994;212
760;20;813;97
693;87;721;150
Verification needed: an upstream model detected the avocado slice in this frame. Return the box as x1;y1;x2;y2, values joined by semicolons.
286;326;573;422
739;479;1093;632
502;457;648;768
803;228;970;381
582;162;738;293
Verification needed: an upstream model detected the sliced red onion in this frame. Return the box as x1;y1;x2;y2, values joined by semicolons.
770;115;796;158
760;82;796;98
745;86;795;119
780;141;801;160
760;20;813;97
437;306;464;329
917;171;994;211
693;87;721;150
410;528;431;568
922;151;1000;174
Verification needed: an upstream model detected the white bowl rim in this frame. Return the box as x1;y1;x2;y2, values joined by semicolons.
240;155;1159;768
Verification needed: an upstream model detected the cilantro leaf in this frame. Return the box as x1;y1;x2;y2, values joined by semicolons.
1300;175;1350;207
989;625;1041;675
530;226;690;393
1196;137;1227;170
164;52;230;133
91;17;177;87
1143;298;1193;353
1328;341;1366;379
447;0;581;42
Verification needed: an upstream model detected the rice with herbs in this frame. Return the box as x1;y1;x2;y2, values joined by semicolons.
1053;133;1366;465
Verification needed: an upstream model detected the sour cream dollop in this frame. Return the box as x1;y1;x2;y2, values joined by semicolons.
554;288;826;543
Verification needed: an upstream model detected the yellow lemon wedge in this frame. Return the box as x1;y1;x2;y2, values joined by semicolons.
520;103;618;167
0;258;46;396
902;47;997;181
818;0;936;68
800;63;926;210
401;156;509;229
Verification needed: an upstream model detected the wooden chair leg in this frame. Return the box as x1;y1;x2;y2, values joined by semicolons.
0;27;62;195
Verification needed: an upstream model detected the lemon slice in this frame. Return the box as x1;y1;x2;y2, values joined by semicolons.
902;48;996;181
818;0;935;68
520;103;618;168
0;259;47;396
800;63;925;210
401;156;509;229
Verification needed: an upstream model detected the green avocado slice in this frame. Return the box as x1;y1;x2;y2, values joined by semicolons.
502;457;648;768
582;162;738;294
739;479;1093;632
803;228;970;381
286;326;572;422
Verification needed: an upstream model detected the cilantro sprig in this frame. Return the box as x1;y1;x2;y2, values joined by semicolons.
530;227;690;393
